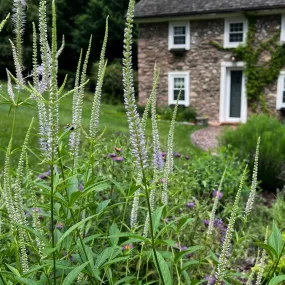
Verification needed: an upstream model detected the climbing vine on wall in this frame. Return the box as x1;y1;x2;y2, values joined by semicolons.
210;14;285;113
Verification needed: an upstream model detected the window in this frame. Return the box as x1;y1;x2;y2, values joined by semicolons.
224;18;248;48
168;72;190;106
281;14;285;42
168;22;190;50
277;71;285;109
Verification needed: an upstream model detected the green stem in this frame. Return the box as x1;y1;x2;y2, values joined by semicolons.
50;163;56;285
142;173;166;285
0;272;7;285
57;147;97;285
263;242;285;285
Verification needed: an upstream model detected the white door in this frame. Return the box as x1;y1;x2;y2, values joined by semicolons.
220;62;247;123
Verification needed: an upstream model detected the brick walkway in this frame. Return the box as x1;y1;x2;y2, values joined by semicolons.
191;127;224;151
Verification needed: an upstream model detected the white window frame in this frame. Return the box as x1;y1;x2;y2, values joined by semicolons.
224;18;248;48
168;71;190;106
168;22;190;50
277;71;285;109
281;14;285;42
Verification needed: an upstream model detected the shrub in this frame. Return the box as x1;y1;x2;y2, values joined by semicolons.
91;59;138;104
220;114;285;191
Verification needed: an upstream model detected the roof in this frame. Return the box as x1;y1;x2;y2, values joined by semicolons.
134;0;285;19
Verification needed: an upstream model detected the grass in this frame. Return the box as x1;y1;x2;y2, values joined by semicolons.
0;81;202;167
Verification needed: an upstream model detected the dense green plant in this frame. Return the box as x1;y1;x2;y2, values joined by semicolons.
220;114;285;191
210;14;285;112
0;1;284;285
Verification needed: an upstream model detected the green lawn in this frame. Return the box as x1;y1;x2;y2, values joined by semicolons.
0;83;202;166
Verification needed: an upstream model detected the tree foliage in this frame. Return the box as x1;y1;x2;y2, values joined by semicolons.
0;0;136;80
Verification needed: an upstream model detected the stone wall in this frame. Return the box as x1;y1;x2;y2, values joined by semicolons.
137;15;283;124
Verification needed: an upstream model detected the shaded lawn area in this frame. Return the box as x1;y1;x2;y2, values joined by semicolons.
0;83;202;167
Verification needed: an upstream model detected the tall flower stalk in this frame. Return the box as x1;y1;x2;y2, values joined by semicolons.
143;65;162;237
161;91;180;205
0;13;10;33
244;137;260;219
70;36;92;172
89;17;109;140
207;169;226;236
123;1;165;283
12;0;26;72
215;166;248;284
123;0;147;229
255;228;268;285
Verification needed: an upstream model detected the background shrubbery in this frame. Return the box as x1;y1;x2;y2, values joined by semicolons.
220;114;285;191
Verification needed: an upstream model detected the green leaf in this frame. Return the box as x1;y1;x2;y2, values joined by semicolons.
268;275;285;285
177;217;192;232
6;264;21;276
43;247;57;257
62;261;90;285
95;247;114;268
153;251;172;285
109;223;120;246
182;260;200;272
14;276;39;285
56;215;96;248
255;242;278;260
152;206;165;235
174;246;203;264
67;176;79;198
268;222;283;258
96;200;111;214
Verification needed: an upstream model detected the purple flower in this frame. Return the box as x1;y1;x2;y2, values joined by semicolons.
25;211;31;218
164;218;169;223
38;170;51;179
31;207;41;213
205;276;216;285
174;152;181;158
112;156;124;162
185;202;195;208
181;246;188;251
203;219;210;226
79;184;84;191
108;153;117;158
213;190;223;199
56;222;63;229
161;151;167;157
122;244;133;251
185;155;190;160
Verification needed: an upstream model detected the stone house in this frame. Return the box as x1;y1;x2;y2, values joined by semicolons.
134;0;285;124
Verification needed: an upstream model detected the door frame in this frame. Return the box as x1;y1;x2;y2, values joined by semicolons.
219;61;247;123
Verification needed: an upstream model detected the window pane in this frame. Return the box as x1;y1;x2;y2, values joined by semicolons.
174;26;186;35
229;70;243;118
174;90;185;101
283;91;285;103
230;33;243;42
174;77;185;89
230;23;244;32
283;77;285;89
174;36;186;44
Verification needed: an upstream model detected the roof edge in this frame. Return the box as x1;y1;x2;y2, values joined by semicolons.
134;5;285;20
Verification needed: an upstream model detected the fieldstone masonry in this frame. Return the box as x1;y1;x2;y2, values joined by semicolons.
138;15;283;124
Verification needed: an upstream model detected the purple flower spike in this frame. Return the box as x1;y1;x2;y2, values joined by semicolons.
56;222;63;229
185;202;195;208
213;190;223;199
108;153;117;158
79;184;84;191
203;219;210;226
122;244;133;251
174;152;181;158
205;276;216;285
38;170;51;179
112;156;124;162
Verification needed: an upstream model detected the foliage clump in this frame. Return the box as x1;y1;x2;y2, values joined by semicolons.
220;114;285;190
